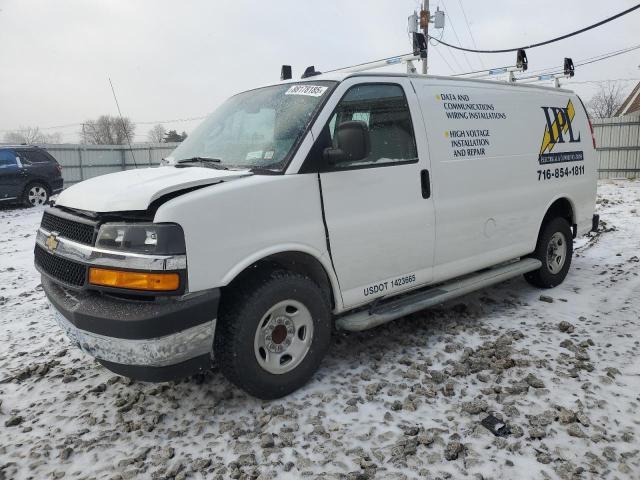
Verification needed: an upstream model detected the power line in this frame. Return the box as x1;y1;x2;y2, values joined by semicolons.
573;45;640;68
438;0;475;70
428;4;640;53
5;18;640;137
455;0;485;68
443;45;465;71
516;43;640;80
431;43;456;73
135;115;207;126
525;44;640;77
564;77;639;85
430;20;464;71
34;122;85;131
527;47;633;75
446;42;640;80
109;77;137;167
0;114;207;134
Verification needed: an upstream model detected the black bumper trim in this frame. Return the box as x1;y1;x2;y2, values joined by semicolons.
43;276;220;340
99;354;212;382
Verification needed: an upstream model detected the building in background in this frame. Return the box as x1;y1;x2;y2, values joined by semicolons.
616;81;640;116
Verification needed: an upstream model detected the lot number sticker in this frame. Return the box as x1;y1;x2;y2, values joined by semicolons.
285;85;328;97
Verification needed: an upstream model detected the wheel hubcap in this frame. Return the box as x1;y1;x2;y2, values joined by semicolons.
546;232;567;274
28;186;47;206
254;300;314;374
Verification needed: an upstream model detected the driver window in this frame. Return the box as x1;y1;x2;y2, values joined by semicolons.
327;84;418;167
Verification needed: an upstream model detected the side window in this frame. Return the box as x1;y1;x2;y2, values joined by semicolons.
0;150;17;168
327;84;418;167
21;150;51;164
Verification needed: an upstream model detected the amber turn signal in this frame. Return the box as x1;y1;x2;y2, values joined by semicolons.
88;268;180;291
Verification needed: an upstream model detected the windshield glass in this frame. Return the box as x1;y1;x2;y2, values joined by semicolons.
170;81;336;171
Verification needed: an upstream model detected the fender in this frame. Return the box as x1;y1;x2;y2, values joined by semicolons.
536;193;577;237
219;243;344;312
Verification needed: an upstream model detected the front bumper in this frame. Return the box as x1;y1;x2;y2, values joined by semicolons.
43;277;219;381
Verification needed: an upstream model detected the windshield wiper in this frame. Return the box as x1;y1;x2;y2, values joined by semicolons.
175;157;229;169
177;157;222;164
249;166;279;175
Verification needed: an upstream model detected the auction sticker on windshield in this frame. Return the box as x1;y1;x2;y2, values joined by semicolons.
285;85;328;97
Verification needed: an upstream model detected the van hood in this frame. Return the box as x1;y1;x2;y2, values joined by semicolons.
54;166;253;213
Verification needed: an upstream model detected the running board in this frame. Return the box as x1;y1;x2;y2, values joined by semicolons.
336;258;542;332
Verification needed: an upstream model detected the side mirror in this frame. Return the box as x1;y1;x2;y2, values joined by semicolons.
323;120;371;165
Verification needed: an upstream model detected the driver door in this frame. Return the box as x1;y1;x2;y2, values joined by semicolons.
0;150;24;200
314;78;435;308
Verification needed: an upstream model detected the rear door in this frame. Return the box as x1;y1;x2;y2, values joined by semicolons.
313;78;435;308
20;149;56;182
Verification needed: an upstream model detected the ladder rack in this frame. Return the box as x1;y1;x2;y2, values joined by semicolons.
287;35;572;89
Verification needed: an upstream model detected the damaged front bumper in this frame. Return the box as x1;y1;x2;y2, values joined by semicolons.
43;277;219;381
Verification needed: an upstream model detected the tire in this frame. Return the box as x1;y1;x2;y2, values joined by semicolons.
524;217;573;288
214;269;331;399
22;182;50;207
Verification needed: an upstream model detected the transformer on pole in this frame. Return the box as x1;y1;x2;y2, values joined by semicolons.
409;2;445;74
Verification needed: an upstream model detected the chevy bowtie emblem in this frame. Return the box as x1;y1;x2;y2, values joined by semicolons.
45;233;59;252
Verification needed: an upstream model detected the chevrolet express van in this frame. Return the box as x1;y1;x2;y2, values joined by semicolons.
34;72;597;399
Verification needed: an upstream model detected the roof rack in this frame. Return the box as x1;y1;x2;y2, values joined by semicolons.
282;39;571;90
514;58;575;87
451;50;528;82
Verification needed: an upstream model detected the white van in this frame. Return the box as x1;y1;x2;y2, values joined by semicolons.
35;72;597;398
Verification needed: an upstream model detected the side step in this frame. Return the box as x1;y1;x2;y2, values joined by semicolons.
336;258;542;332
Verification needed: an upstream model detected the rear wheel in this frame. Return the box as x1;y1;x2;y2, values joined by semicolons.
22;183;49;207
524;217;573;288
214;270;331;399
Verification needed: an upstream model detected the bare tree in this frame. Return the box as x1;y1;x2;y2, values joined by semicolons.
147;124;166;143
81;115;136;145
587;82;627;118
3;126;63;144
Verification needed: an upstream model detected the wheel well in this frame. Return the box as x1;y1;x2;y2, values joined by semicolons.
226;252;335;309
542;198;575;237
23;180;50;194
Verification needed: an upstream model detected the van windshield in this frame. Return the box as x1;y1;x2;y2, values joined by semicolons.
170;81;336;172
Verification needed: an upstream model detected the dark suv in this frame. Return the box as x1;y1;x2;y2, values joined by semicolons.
0;146;63;207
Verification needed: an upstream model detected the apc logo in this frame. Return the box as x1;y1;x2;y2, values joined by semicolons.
538;99;584;165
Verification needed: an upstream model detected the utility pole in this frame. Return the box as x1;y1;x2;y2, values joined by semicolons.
421;0;429;74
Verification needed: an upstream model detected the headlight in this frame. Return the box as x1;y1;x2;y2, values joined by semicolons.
96;223;186;255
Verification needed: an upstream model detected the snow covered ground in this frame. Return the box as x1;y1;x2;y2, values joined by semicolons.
0;180;639;480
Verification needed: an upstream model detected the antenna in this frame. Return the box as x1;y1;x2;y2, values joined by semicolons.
108;77;137;168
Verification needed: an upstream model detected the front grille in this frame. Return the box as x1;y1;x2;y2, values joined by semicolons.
41;211;95;245
35;245;86;287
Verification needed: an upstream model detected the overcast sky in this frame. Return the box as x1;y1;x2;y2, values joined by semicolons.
0;0;638;142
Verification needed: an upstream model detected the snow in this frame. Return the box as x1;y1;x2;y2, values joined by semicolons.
1;180;639;479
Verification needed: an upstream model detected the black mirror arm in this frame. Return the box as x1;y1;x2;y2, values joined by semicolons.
323;147;347;165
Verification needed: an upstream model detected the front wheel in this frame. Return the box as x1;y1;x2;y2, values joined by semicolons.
524;217;573;288
214;270;331;399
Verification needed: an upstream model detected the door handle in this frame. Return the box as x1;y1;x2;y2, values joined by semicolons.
420;169;431;199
